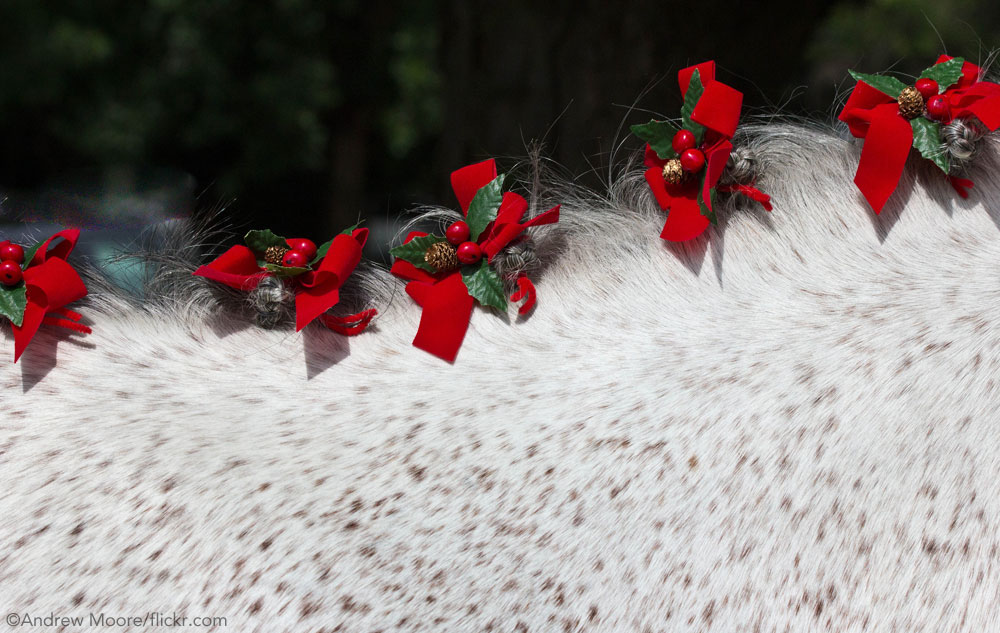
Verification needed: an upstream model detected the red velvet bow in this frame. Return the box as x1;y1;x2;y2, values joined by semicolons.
391;159;558;362
839;56;1000;213
449;159;560;260
8;229;91;362
939;55;1000;131
642;61;769;241
193;228;375;335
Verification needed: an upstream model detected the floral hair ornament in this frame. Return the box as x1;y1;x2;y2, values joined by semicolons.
0;230;91;362
390;159;559;362
839;55;1000;213
193;226;376;334
631;60;772;242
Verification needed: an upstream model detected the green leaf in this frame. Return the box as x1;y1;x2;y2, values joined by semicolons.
680;69;707;145
0;284;27;327
389;234;443;273
697;172;718;225
466;174;505;241
630;120;679;160
848;70;908;99
460;258;507;311
263;263;310;277
311;221;364;265
919;57;965;91
910;118;949;173
20;241;44;270
244;229;287;256
312;239;333;265
340;221;362;236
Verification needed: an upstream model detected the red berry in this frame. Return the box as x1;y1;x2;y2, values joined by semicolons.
672;129;696;154
456;241;482;265
282;249;308;268
915;78;939;100
286;238;317;261
446;220;471;245
680;148;706;173
0;242;24;265
0;260;22;286
926;95;951;121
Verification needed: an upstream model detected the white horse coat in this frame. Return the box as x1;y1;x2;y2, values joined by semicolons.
3;124;1000;631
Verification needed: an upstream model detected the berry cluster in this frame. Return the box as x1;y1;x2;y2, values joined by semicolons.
661;128;706;184
445;220;483;265
914;78;951;121
282;238;317;268
0;241;25;287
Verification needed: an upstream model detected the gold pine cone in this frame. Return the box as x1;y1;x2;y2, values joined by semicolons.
424;241;459;273
662;159;685;185
897;86;924;120
264;245;289;265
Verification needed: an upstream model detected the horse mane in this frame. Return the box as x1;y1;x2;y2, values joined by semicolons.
75;117;1000;347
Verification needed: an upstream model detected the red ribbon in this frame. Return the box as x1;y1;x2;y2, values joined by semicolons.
948;176;974;198
717;183;773;211
509;275;536;314
392;253;475;363
193;228;374;334
839;56;1000;214
391;159;558;361
8;229;91;362
643;60;763;241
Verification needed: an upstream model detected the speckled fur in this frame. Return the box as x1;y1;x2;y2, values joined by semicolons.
3;122;1000;632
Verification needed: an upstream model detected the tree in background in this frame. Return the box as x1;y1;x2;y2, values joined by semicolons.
807;0;1000;112
0;0;997;246
0;0;442;237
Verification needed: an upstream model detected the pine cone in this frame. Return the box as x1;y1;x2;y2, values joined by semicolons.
897;86;924;120
662;159;685;185
424;241;459;273
264;245;289;265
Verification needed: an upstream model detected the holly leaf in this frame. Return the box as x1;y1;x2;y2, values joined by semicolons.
697;173;719;225
340;221;362;236
0;284;27;327
389;234;443;273
919;57;965;91
466;174;506;241
307;221;366;264
680;69;707;145
263;263;310;277
848;70;908;99
20;241;44;270
910;117;949;173
244;229;287;256
630;120;680;160
312;239;333;265
460;258;507;311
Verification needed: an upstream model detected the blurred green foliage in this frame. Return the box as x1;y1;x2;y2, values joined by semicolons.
0;0;997;239
0;0;442;235
808;0;1000;103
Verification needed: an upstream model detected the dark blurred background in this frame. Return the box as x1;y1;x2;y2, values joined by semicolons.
1;0;998;263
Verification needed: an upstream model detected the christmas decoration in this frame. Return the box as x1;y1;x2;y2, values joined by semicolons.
839;55;1000;213
263;245;288;265
193;226;376;335
0;230;91;362
631;60;772;242
390;158;560;362
423;240;460;273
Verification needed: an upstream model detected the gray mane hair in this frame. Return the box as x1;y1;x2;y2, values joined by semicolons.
77;213;393;332
73;114;1000;333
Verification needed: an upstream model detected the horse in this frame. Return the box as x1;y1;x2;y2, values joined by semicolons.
3;119;1000;632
